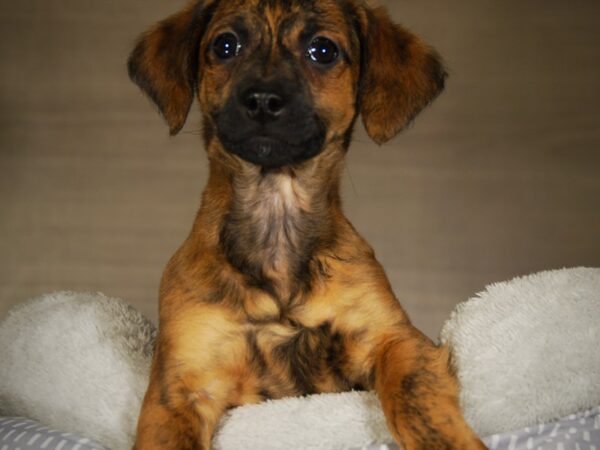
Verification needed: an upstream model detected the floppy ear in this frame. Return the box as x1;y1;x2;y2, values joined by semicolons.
359;7;447;144
127;1;214;135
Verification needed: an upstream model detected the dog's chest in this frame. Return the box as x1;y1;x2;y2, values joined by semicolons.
243;173;306;250
247;319;354;397
223;172;320;296
251;176;301;263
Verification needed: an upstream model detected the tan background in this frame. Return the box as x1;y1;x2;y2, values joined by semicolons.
1;0;599;339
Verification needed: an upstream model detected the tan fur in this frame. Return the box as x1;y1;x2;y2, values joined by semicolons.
128;1;483;449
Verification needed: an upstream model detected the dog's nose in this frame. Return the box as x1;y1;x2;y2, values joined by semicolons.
243;92;286;120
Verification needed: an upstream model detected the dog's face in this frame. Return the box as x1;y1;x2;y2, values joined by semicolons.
201;0;360;167
129;0;446;168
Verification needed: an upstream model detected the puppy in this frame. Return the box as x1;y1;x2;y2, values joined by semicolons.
128;1;485;449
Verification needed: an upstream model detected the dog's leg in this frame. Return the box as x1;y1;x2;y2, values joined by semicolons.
374;327;485;450
133;376;220;450
306;256;485;449
133;301;255;450
133;358;249;450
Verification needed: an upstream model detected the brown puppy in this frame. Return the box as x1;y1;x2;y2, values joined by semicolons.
128;1;485;449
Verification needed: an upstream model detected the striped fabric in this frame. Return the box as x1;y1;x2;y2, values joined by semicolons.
1;407;599;450
0;418;105;450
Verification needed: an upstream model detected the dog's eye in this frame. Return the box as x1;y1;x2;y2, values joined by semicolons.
306;37;339;65
213;32;241;60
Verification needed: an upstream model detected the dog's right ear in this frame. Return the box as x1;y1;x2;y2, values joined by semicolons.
127;1;214;135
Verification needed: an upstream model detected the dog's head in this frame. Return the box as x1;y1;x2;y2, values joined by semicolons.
128;0;446;168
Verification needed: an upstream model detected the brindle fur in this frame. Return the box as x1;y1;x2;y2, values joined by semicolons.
128;0;486;449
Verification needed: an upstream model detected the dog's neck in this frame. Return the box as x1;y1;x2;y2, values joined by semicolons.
199;146;345;302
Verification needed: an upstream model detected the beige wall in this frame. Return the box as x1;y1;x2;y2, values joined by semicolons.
1;0;599;338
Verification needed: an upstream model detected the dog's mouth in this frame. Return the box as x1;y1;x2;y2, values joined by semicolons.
218;130;326;168
213;87;327;168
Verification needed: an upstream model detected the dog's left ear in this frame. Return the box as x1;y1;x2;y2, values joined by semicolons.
127;1;213;135
358;7;447;145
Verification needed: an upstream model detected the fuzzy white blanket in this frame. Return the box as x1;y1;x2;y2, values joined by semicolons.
1;268;599;450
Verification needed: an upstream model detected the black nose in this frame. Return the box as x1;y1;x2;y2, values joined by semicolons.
243;91;286;120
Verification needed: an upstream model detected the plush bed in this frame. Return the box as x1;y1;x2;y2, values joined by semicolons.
1;268;599;450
